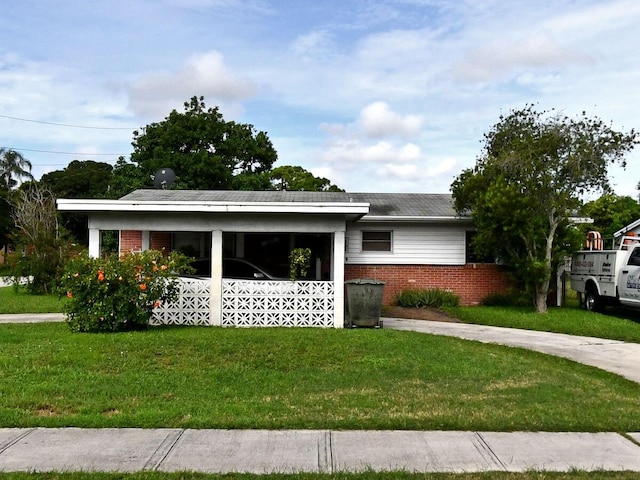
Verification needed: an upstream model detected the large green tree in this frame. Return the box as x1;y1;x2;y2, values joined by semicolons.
581;194;640;241
451;106;638;313
40;160;113;199
128;96;277;190
270;165;344;192
39;160;114;244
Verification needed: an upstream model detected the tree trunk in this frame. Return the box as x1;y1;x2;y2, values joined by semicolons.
534;286;548;313
533;215;559;314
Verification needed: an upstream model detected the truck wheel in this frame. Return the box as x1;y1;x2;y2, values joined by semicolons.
585;290;601;312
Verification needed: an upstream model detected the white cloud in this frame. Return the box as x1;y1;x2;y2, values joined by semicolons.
312;102;459;192
290;30;336;61
378;163;417;180
128;51;255;119
359;102;424;139
452;33;588;83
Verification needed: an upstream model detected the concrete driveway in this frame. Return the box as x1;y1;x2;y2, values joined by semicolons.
383;317;640;384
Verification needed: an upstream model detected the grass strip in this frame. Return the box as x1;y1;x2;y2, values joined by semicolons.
446;305;640;343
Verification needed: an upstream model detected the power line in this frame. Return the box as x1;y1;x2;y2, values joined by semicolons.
0;114;137;130
2;146;127;156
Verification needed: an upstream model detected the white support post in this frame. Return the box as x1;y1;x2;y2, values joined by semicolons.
210;230;223;326
141;231;150;251
332;230;346;328
88;228;101;258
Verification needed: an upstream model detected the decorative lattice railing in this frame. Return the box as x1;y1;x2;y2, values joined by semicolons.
222;280;335;327
151;277;212;326
152;277;335;327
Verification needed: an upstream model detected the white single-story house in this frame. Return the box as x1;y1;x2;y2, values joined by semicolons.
57;190;510;328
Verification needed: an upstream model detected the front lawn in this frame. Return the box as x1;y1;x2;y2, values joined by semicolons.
447;305;640;343
0;285;63;314
1;323;639;432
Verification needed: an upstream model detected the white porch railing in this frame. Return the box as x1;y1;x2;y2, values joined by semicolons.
151;277;335;327
222;280;335;327
151;276;212;326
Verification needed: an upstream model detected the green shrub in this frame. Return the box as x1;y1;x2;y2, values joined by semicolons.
59;250;192;333
480;290;531;307
395;288;460;308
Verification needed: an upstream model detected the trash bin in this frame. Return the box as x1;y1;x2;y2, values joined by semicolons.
345;278;385;328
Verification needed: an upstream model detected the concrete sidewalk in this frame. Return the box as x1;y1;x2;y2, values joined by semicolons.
0;313;64;323
1;428;640;473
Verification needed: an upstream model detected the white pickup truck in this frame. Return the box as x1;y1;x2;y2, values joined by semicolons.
571;235;640;312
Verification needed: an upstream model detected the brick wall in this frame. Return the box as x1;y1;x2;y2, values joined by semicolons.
150;232;171;254
120;230;142;254
345;263;512;306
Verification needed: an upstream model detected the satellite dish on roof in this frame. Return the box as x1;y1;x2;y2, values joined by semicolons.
152;168;176;189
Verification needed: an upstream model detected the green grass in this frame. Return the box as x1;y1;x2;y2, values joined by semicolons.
1;323;639;432
0;285;63;314
446;305;640;343
0;472;639;480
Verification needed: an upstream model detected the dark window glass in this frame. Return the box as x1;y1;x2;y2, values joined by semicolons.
627;248;640;266
362;231;392;252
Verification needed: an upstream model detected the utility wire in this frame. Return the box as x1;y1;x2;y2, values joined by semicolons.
0;114;136;130
1;146;127;156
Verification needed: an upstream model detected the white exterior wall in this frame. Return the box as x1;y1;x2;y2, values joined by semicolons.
346;222;467;265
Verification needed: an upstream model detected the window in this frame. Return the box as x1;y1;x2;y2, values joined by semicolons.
627;248;640;266
362;231;392;252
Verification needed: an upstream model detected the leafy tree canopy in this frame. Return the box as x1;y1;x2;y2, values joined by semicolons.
451;105;639;313
0;148;33;189
40;160;113;199
581;194;640;241
0;148;33;250
270;165;344;192
39;160;114;245
105;156;148;199
129;96;278;190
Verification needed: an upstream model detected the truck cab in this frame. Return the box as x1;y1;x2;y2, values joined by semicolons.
617;246;640;308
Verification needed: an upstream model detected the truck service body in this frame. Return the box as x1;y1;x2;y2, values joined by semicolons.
571;235;640;311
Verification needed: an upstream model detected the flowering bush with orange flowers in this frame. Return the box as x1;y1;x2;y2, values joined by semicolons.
59;250;193;332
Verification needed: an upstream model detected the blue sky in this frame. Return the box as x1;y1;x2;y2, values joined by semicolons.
1;0;639;195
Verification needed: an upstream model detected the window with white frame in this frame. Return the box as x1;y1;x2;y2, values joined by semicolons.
362;231;392;252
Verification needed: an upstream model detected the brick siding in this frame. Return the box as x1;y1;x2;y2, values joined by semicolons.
150;232;171;254
120;230;142;254
345;263;512;306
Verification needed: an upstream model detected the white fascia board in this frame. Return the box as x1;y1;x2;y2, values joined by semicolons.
57;198;370;215
358;215;468;222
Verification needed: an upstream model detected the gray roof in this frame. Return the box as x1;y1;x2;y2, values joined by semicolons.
120;190;462;218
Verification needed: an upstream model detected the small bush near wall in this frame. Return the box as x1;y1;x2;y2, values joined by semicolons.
480;290;531;307
59;250;193;333
396;288;460;308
